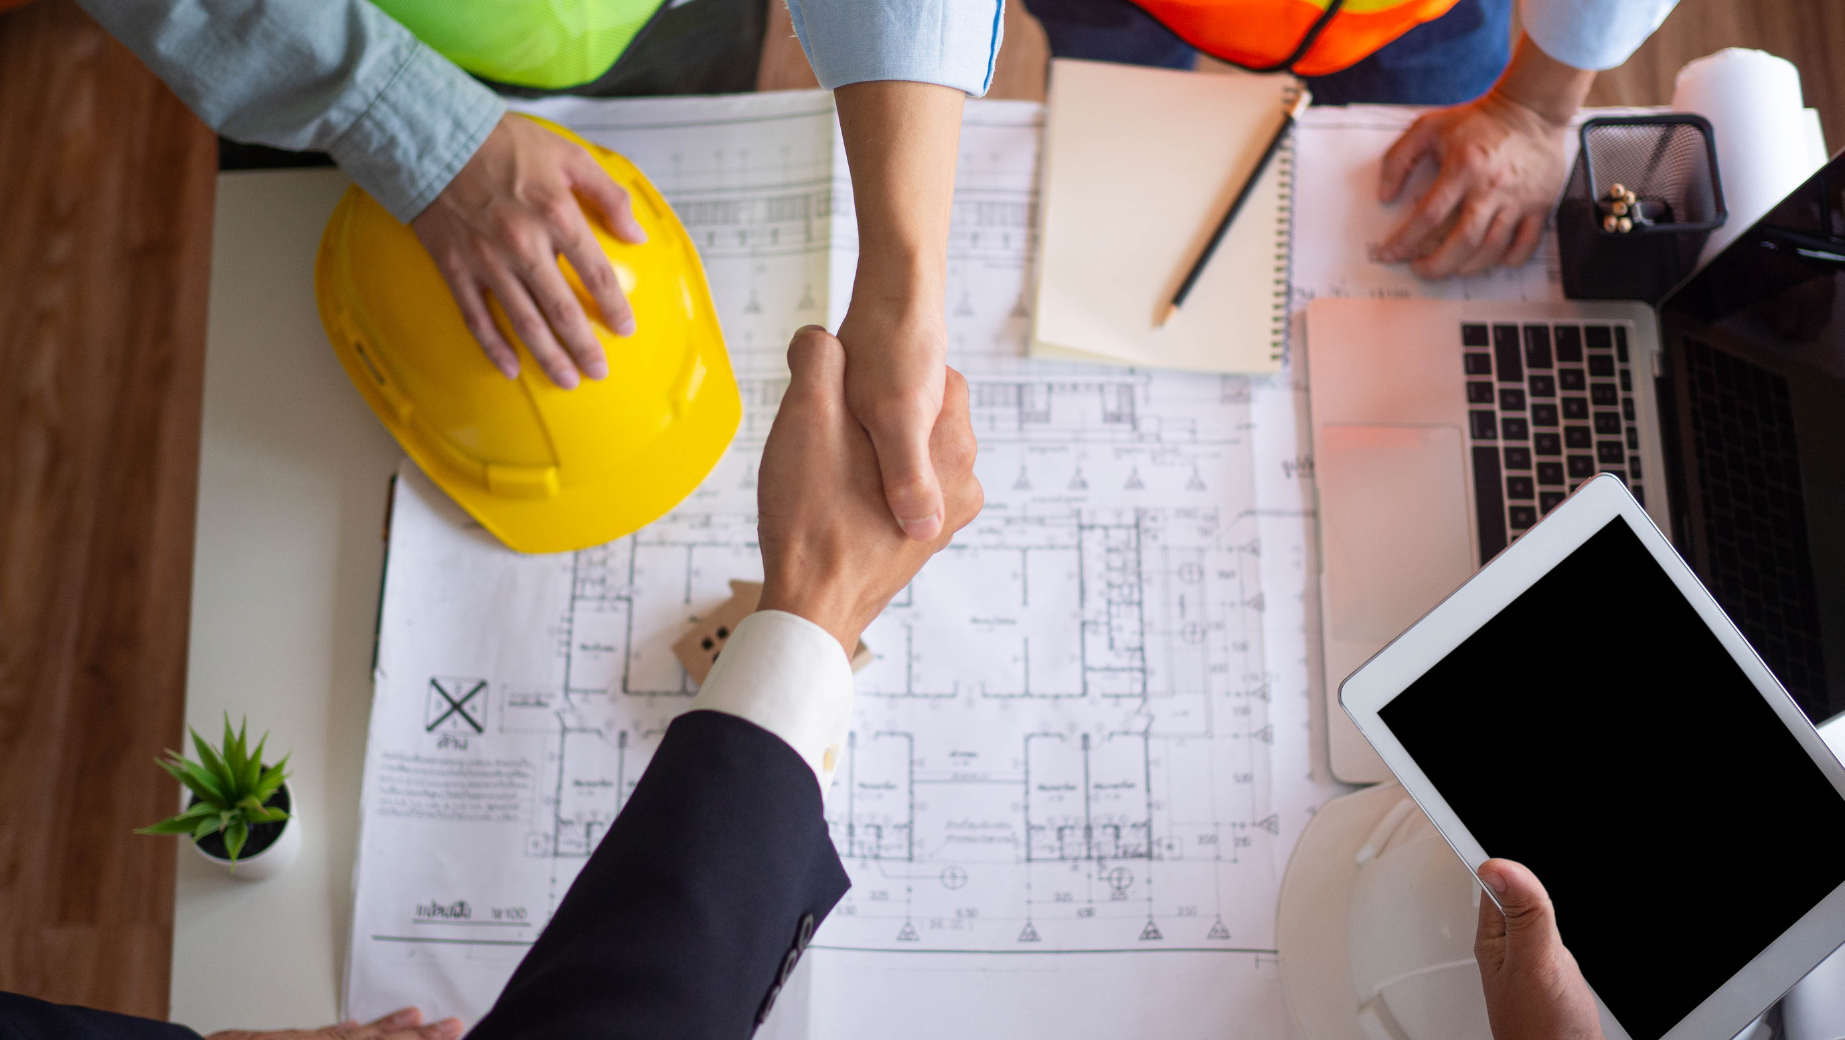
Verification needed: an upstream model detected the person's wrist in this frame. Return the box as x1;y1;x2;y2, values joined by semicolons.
757;580;865;658
1489;33;1593;130
846;253;947;317
1481;85;1574;134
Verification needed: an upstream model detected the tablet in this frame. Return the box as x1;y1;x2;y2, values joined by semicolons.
1340;473;1845;1040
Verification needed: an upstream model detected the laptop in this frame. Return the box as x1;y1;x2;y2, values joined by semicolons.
1307;155;1845;783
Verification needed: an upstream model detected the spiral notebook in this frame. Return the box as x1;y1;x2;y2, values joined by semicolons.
1031;59;1296;374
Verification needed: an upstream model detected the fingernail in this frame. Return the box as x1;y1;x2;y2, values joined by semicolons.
381;1009;419;1028
1480;866;1509;895
615;317;637;337
555;370;579;391
900;514;942;540
433;1019;464;1039
584;361;609;381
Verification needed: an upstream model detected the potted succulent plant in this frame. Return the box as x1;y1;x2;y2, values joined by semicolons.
139;715;299;879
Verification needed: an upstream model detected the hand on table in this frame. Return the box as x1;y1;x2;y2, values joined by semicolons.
756;326;982;655
1374;91;1570;278
1375;32;1593;280
206;1007;462;1040
411;112;647;389
1475;859;1605;1040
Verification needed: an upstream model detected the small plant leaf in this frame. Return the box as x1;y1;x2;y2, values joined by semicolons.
136;816;203;836
160;755;227;807
192;815;225;841
220;715;243;782
246;735;268;793
223;820;248;863
258;808;291;823
193;728;236;799
253;757;290;801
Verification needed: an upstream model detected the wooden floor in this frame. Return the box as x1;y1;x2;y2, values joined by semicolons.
0;0;1838;1024
0;0;214;1019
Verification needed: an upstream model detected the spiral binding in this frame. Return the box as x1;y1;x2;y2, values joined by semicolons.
1270;120;1297;366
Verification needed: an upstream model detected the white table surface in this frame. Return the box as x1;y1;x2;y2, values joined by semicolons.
172;167;400;1032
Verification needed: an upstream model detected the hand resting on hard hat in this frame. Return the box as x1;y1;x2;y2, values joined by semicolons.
1374;33;1588;280
756;326;984;657
411;112;647;390
1474;859;1605;1040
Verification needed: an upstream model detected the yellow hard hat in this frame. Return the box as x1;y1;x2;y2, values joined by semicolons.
315;115;740;555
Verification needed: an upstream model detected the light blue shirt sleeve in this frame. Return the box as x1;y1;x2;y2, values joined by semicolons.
1519;0;1680;71
76;0;504;222
785;0;1005;98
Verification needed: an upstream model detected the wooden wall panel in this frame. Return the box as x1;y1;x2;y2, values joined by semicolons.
0;0;214;1018
1590;0;1845;152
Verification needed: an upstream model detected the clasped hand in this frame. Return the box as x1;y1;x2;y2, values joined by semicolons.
756;326;983;655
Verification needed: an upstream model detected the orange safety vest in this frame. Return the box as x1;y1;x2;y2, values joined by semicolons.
1130;0;1464;76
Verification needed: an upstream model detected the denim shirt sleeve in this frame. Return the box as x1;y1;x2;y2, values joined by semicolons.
1519;0;1679;71
76;0;504;222
784;0;1005;98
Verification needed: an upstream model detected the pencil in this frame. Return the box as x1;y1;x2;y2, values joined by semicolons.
1159;87;1312;327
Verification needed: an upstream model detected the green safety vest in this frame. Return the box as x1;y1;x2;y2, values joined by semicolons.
374;0;670;90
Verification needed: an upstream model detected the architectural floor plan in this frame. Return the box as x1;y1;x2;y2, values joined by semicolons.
344;91;1358;1038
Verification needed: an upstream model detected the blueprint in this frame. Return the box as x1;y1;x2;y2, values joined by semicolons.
344;91;1344;1038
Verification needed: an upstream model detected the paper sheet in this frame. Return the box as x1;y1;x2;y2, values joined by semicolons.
343;90;1345;1038
1032;60;1293;374
1671;49;1829;265
1289;105;1566;308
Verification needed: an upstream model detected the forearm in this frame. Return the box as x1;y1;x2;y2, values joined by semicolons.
469;711;848;1040
835;80;964;322
1488;32;1596;128
77;0;503;221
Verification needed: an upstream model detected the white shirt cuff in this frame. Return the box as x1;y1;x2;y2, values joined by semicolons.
689;610;855;791
1520;0;1679;71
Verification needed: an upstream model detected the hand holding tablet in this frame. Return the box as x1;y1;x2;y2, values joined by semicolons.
1474;858;1605;1040
1342;474;1845;1040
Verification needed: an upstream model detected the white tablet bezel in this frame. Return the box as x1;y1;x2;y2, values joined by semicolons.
1340;473;1845;1040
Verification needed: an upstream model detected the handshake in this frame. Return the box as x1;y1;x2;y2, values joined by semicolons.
756;325;984;657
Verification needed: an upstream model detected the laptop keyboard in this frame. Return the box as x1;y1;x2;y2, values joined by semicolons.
1462;322;1646;560
1681;337;1828;714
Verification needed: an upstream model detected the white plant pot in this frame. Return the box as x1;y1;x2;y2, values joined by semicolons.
189;781;302;881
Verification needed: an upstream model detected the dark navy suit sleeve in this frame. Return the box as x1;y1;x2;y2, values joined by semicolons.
0;995;201;1040
468;709;851;1040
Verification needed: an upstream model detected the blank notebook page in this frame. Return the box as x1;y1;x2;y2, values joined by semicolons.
1032;59;1295;374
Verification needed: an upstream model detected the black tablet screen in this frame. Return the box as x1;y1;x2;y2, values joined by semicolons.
1379;518;1845;1040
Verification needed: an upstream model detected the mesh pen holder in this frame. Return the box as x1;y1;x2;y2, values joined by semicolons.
1558;115;1726;303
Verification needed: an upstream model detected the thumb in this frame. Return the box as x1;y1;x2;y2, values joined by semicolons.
866;417;945;542
1477;858;1564;968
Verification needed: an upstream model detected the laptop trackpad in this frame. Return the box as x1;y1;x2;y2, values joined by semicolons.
1319;425;1475;645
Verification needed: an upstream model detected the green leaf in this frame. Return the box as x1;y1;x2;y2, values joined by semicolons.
259;807;291;823
223;820;248;863
246;734;268;793
236;795;268;816
137;817;203;836
161;755;227;806
253;756;290;801
220;715;244;785
193;728;236;799
134;802;217;836
192;815;225;841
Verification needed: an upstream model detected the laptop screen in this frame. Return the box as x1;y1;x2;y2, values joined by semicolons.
1658;155;1845;724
